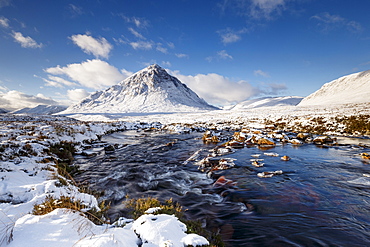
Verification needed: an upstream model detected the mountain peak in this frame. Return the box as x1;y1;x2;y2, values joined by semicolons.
62;65;218;114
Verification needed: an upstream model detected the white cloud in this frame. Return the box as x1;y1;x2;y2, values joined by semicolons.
167;42;175;49
45;59;126;90
254;69;270;77
221;0;292;20
161;61;171;67
217;50;233;60
175;53;189;58
12;31;43;48
70;34;113;59
259;82;287;95
250;0;286;19
121;15;149;28
311;12;362;33
0;16;9;28
128;27;146;39
121;68;133;77
169;70;257;105
129;40;153;50
39;75;77;88
206;50;233;62
217;28;248;45
156;44;168;54
67;89;90;102
0;90;59;111
68;4;83;16
0;0;11;8
311;12;344;24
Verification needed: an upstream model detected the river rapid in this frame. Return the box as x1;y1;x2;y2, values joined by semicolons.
74;130;370;247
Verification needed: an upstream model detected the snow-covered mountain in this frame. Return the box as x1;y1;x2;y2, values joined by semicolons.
61;64;217;114
299;70;370;106
228;96;303;110
12;105;67;115
0;108;8;113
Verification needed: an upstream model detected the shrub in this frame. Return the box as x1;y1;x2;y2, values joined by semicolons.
32;195;110;225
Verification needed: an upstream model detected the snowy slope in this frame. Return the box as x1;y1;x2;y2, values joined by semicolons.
299;70;370;106
11;105;67;115
0;108;8;113
61;64;217;114
230;96;303;110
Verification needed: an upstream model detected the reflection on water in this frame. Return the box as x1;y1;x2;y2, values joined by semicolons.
75;131;370;246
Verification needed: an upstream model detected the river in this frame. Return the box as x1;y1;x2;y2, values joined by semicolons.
74;130;370;246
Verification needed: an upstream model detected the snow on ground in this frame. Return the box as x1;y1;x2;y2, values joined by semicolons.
0;114;209;247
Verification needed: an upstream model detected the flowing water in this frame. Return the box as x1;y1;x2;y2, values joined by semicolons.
74;130;370;246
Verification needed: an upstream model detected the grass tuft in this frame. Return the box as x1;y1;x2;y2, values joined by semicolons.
123;196;224;247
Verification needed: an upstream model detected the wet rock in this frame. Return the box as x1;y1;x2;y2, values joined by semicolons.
104;144;115;153
202;130;219;144
233;132;246;142
257;138;275;146
313;136;334;144
226;141;245;148
257;170;283;178
198;156;236;172
81;151;97;157
264;152;279;157
251;160;264;167
289;139;303;145
213;176;237;188
281;155;291;161
296;133;312;141
360;153;370;159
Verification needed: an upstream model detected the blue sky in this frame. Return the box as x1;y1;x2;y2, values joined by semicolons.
1;0;370;109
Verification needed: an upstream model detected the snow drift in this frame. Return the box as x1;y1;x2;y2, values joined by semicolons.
61;64;217;114
299;70;370;106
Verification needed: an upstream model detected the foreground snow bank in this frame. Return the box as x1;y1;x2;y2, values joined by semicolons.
8;208;138;247
132;214;209;247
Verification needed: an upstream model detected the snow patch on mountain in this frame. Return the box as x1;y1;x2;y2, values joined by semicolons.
61;64;217;114
229;96;303;110
11;105;67;115
299;70;370;106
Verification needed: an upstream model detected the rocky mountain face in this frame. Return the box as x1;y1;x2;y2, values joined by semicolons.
299;70;370;106
62;64;217;114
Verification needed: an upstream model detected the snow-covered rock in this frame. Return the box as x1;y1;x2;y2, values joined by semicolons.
132;214;209;247
11;105;67;115
230;96;303;110
61;64;218;114
299;70;370;106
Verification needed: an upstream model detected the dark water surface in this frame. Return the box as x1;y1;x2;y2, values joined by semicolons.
75;131;370;246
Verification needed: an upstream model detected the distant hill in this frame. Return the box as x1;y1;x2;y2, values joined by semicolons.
0;108;8;113
299;70;370;106
61;64;218;114
229;96;303;110
12;105;67;115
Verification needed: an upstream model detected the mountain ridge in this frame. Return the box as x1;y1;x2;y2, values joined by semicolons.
298;70;370;106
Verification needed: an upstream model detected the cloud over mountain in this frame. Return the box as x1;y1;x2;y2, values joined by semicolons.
45;59;128;90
